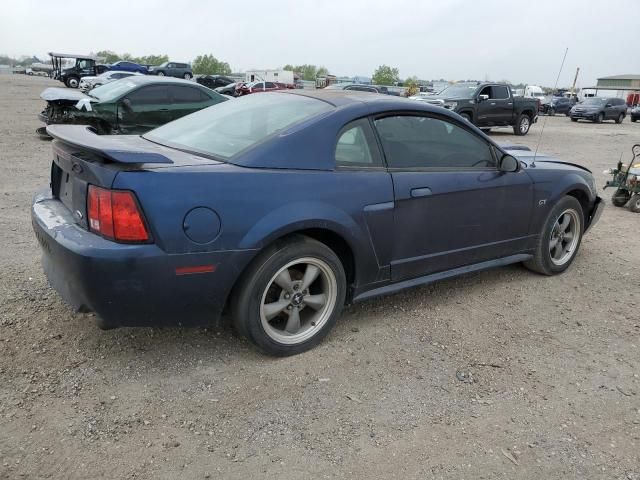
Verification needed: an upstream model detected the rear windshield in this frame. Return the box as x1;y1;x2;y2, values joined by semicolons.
89;79;136;101
144;93;333;159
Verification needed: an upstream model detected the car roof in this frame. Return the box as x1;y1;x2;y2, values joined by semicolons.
123;76;201;87
279;89;445;111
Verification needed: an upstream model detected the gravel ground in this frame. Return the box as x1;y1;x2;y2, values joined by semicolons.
0;74;639;480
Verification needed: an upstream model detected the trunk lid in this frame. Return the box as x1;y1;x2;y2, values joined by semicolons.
47;125;223;231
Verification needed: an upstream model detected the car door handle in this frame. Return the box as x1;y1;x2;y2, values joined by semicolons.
158;108;170;111
410;187;432;198
490;102;496;105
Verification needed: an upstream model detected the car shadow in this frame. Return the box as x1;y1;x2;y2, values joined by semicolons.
81;262;535;364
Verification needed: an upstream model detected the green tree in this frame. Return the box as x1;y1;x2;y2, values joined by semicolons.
404;76;420;97
283;64;329;81
134;54;169;66
192;54;232;75
372;65;400;86
96;50;121;63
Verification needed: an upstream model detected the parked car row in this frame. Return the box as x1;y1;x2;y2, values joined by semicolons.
57;57;193;88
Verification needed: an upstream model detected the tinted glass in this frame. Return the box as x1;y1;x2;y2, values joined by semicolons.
374;115;495;169
170;86;205;103
492;85;510;99
265;82;276;88
145;93;333;159
335;119;380;167
127;85;170;105
582;98;606;105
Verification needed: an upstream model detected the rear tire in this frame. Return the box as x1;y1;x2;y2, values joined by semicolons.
548;108;556;116
65;76;79;88
632;117;637;122
480;128;491;133
513;113;531;136
612;189;631;207
628;194;640;213
524;196;584;275
183;73;192;80
231;235;346;356
571;117;578;122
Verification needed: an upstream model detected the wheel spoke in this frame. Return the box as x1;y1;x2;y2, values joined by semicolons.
285;307;301;334
549;236;559;249
553;243;564;260
563;231;574;241
262;300;289;321
301;264;320;290
274;269;294;293
558;214;571;232
304;294;327;311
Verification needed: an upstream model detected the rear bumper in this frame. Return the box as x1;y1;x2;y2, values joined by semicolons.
32;189;256;328
585;196;604;232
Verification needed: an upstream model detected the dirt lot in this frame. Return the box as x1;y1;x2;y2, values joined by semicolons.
0;74;638;479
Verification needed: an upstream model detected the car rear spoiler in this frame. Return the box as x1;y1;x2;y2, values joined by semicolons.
46;125;173;164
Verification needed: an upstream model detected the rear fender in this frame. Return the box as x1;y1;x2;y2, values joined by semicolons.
238;201;378;287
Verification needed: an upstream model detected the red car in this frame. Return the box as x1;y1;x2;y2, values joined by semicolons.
238;81;293;96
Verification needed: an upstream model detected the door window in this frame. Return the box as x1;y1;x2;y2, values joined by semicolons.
374;115;495;169
265;82;277;89
170;86;205;103
335;119;381;167
491;86;510;99
127;85;170;105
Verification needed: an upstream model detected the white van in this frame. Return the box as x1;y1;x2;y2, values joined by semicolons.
524;85;546;102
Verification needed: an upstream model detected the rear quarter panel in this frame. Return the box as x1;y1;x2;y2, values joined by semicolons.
112;165;395;289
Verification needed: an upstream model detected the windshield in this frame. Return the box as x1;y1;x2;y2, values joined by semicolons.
581;97;606;105
438;84;478;97
144;93;333;159
89;79;137;101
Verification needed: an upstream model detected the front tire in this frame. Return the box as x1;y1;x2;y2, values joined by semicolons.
571;117;578;122
183;73;192;80
615;113;624;124
460;113;472;123
513;113;531;136
595;113;604;123
612;189;631;207
157;71;165;76
65;76;79;88
524;196;584;275
231;236;346;356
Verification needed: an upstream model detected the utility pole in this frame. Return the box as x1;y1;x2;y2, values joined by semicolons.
570;67;580;98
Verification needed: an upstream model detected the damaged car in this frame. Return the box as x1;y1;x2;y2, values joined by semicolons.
79;71;143;92
37;76;227;136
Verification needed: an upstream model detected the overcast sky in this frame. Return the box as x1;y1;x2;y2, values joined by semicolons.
2;0;639;87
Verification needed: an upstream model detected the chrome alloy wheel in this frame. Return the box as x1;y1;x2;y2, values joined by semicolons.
260;257;338;345
519;116;530;133
549;209;581;266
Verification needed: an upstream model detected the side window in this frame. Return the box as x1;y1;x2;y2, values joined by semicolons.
265;82;276;89
492;86;510;99
374;115;495;169
335;119;381;167
478;86;491;97
171;86;205;103
167;63;175;68
127;85;170;105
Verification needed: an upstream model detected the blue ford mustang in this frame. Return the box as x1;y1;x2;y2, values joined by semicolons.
32;91;603;355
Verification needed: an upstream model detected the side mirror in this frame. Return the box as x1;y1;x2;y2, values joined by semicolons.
605;103;612;108
121;98;133;112
478;94;489;102
499;154;520;173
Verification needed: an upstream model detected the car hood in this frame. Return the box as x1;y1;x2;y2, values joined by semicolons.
423;95;469;102
573;104;601;110
40;88;95;102
81;76;99;83
501;144;592;173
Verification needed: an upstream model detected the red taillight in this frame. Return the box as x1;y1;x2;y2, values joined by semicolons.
87;185;149;242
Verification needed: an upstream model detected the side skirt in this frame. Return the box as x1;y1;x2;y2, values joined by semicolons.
352;253;533;303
